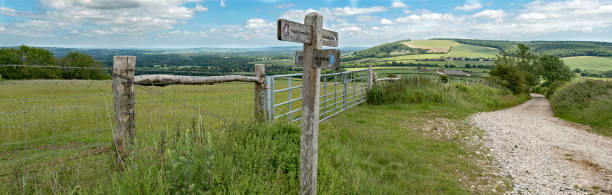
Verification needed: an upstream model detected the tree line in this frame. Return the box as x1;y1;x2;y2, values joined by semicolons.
0;46;111;80
490;44;574;95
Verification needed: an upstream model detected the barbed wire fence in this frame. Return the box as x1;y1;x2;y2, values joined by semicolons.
0;60;491;192
0;60;260;192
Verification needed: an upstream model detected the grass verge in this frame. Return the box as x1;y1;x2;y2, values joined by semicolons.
551;79;612;137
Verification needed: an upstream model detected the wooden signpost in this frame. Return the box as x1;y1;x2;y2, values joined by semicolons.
277;13;339;195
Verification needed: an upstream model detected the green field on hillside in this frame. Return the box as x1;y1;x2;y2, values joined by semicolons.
403;40;461;49
561;56;612;71
381;53;446;61
448;44;499;58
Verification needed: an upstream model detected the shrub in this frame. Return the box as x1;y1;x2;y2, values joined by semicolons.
366;85;386;105
489;61;527;94
440;74;449;83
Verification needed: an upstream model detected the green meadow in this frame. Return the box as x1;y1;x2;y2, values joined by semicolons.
0;75;530;194
561;56;612;71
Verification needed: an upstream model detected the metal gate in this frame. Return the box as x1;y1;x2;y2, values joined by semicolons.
264;69;369;123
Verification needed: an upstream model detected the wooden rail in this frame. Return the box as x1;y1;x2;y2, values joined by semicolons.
376;76;401;82
134;74;260;86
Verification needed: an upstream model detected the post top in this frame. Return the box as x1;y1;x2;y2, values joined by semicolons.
306;12;321;17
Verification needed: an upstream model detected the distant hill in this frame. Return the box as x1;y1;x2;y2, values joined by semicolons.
346;41;428;60
438;39;612;57
342;39;612;73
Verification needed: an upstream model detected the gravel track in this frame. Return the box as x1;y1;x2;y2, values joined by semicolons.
471;94;612;194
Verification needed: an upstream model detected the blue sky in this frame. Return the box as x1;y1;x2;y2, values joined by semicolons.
1;0;611;48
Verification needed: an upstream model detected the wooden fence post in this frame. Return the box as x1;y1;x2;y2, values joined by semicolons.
254;64;266;122
367;65;373;90
300;12;323;195
372;72;378;85
112;56;136;167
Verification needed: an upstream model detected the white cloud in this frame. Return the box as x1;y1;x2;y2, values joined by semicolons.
220;0;226;7
391;1;407;8
380;18;393;25
473;9;506;20
245;18;274;29
395;12;457;23
339;26;362;32
274;3;295;8
517;13;548;20
333;6;386;16
356;15;378;22
455;2;482;11
3;0;612;47
0;6;18;16
36;0;198;35
513;0;612;32
194;4;208;12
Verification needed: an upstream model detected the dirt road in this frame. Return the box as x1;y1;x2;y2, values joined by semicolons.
471;94;612;194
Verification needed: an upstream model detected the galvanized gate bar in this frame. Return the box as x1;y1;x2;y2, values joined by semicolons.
264;69;369;123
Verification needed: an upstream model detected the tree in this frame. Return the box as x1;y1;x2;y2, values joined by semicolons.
515;44;539;86
20;46;61;79
490;54;527;93
60;52;111;80
537;55;574;84
0;48;25;79
0;46;60;79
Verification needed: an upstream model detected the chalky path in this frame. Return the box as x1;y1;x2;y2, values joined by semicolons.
472;94;612;194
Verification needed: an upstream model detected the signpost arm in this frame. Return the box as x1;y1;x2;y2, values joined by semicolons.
300;12;322;195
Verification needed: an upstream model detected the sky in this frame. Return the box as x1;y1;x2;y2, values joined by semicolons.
0;0;611;48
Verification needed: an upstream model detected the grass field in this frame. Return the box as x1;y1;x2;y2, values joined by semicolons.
0;73;370;192
402;40;461;50
0;75;529;193
381;53;446;61
561;56;612;71
448;44;499;58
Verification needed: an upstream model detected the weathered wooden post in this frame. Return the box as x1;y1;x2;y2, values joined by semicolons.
367;65;373;89
300;14;321;194
373;72;378;85
112;56;136;167
254;64;266;122
277;12;339;195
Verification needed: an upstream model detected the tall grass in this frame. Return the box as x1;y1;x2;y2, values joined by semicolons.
367;77;530;115
4;77;529;194
551;80;612;137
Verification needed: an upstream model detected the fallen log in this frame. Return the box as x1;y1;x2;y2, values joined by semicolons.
134;74;260;86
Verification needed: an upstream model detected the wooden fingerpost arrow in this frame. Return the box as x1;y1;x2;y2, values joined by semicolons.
278;12;339;195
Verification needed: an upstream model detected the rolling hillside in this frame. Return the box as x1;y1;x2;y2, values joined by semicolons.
402;40;461;53
448;44;499;58
444;39;612;57
343;39;612;74
561;56;612;71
